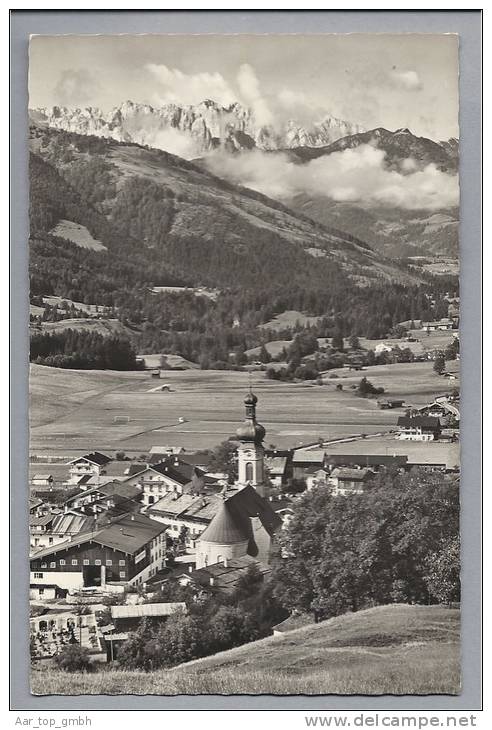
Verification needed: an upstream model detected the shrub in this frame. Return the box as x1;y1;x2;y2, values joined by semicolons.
53;644;95;673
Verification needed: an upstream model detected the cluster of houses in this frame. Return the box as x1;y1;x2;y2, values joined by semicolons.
28;388;460;663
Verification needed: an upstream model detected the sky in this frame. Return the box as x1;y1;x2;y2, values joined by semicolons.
29;33;459;140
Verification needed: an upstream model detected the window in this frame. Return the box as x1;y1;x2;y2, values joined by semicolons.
59;559;66;566
48;538;53;545
83;559;89;566
34;572;43;579
119;571;126;579
106;559;112;566
50;562;56;568
95;560;101;566
41;563;47;569
72;559;78;566
119;559;125;566
245;462;254;482
39;588;44;596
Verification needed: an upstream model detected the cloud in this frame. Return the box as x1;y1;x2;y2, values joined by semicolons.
389;69;422;91
146;64;236;106
53;69;99;106
236;64;273;126
203;144;458;211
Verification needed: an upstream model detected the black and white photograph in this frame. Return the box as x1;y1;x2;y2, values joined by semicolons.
26;31;462;696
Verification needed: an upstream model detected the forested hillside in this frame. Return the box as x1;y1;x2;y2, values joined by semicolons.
29;125;459;369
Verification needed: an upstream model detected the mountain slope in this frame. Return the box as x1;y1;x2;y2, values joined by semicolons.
286;126;459;173
31;124;419;288
30;100;365;154
31;604;460;695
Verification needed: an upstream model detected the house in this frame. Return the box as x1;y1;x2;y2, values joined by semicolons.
110;602;187;631
65;452;112;488
121;458;206;506
264;455;289;487
418;400;460;424
378;398;405;410
29;497;48;517
328;467;374;496
31;474;54;489
374;342;395;355
64;481;144;516
178;556;271;596
396;416;441;441
30;512;168;592
292;449;326;481
305;468;331;490
422;318;454;331
147;490;228;546
29;583;67;601
30;512;96;551
149;445;184;457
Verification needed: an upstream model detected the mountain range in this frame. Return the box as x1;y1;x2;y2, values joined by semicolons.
30;100;366;154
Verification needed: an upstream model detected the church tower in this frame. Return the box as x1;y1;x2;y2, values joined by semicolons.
236;391;266;496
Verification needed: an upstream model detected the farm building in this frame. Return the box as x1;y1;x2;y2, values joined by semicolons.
31;474;54;488
378;398;405;410
396;416;441;442
30;513;168;592
328;467;374;496
264;455;289;487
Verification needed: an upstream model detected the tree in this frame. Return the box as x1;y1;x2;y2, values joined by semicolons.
424;537;460;604
357;377;384;397
258;344;271;364
433;353;446;375
271;470;459;619
332;332;344;352
348;334;360;350
53;644;95;673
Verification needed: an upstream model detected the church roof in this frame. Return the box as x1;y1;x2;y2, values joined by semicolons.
199;501;249;544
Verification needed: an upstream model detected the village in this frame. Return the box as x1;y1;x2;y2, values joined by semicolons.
29;353;460;666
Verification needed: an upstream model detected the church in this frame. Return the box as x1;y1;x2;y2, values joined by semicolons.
195;391;281;570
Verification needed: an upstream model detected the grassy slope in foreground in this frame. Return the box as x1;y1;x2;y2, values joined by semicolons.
31;604;460;696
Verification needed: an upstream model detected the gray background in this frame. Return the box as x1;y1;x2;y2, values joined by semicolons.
11;10;482;712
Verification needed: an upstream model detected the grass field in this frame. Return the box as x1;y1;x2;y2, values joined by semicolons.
33;318;137;337
31;604;460;696
247;329;457;360
29;360;459;456
49;219;107;251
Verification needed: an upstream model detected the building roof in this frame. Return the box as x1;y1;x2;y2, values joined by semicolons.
272;613;314;634
148;491;229;522
264;456;288;475
29;497;44;510
126;458;204;487
67;452;111;467
30;513;56;528
199;484;282;549
185;557;270;595
111;603;186;620
330;468;373;481
326;454;408;468
292;449;326;464
32;474;53;481
29;513;167;561
199;501;249;544
397;416;441;429
149;446;184;455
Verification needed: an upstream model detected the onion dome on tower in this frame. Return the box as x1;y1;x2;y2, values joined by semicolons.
236;391;266;444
